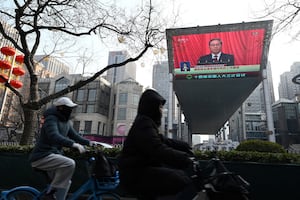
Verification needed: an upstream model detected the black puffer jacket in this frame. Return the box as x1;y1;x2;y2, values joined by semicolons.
118;89;193;195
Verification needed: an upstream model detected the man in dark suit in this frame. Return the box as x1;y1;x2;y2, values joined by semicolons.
198;38;234;66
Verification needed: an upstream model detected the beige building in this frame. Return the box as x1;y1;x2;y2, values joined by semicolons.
109;78;143;136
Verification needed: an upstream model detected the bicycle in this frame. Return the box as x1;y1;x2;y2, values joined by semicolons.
0;151;121;200
115;156;250;200
191;157;251;200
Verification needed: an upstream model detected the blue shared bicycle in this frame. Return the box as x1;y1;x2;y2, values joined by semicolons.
0;155;121;200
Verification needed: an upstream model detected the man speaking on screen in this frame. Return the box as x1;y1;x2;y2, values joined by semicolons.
197;38;234;66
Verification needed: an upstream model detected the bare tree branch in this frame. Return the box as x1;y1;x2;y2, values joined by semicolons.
256;0;300;38
0;0;166;145
34;42;153;110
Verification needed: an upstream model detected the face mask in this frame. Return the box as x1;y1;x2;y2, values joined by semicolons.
59;106;73;120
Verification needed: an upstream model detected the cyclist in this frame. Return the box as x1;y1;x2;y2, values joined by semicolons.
29;97;97;200
118;89;198;200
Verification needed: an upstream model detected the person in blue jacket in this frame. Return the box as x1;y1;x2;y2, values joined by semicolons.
29;97;96;200
118;89;197;200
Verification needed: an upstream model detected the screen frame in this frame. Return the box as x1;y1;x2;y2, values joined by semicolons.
166;20;273;80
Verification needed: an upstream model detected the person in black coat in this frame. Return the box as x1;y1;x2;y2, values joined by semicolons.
198;38;234;66
118;89;197;200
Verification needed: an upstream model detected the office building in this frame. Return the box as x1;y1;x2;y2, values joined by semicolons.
278;62;300;100
152;61;170;136
38;74;111;135
105;50;140;137
229;62;275;141
272;99;300;148
34;55;70;78
105;51;136;84
152;61;183;140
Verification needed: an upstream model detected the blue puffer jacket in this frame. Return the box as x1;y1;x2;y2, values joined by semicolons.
29;107;90;162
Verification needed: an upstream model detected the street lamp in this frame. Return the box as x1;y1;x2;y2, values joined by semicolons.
0;46;25;121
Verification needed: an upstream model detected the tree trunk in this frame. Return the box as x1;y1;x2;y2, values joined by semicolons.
19;108;38;145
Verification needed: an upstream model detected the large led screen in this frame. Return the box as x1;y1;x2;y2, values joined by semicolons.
166;20;273;80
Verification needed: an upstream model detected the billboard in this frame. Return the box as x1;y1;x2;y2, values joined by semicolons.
166;20;273;80
165;21;273;134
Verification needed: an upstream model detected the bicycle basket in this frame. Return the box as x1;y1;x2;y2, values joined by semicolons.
93;151;117;179
202;159;250;200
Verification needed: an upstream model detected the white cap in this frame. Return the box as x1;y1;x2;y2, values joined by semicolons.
53;97;78;108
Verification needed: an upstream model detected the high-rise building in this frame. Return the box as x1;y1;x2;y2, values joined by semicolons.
152;61;170;137
267;61;275;103
278;62;300;100
105;50;139;137
229;62;275;141
152;61;170;103
105;51;136;84
152;61;183;141
34;55;70;78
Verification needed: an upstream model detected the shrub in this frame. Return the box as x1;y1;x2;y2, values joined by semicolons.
0;145;33;153
2;144;300;164
193;150;300;164
236;139;286;153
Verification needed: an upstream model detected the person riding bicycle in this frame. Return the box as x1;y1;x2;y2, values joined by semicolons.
118;89;198;200
29;97;97;200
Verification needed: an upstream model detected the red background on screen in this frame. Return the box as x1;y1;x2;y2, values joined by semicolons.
172;29;265;69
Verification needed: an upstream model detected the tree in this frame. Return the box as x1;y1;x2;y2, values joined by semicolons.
258;0;300;38
0;0;166;145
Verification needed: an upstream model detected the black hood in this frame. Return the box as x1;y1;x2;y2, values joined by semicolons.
137;89;166;126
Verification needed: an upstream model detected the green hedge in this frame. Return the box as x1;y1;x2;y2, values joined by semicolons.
194;150;300;164
0;145;121;156
1;145;300;164
236;139;286;153
0;145;33;153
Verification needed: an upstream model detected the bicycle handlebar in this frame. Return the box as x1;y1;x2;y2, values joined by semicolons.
90;141;114;148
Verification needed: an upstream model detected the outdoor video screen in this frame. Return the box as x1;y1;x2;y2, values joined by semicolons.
166;20;273;80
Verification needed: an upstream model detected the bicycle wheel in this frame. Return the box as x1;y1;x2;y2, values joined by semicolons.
87;191;121;200
5;189;39;200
